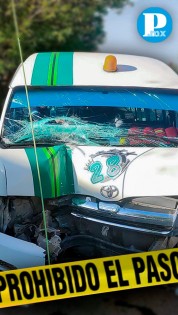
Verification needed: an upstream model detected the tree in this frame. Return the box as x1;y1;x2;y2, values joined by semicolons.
0;0;129;99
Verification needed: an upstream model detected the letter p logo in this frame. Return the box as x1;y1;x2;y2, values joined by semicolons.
137;8;172;42
143;13;167;37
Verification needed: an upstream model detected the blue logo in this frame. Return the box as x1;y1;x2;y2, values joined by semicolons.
137;7;172;43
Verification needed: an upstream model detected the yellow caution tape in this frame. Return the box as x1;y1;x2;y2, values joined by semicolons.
1;248;178;308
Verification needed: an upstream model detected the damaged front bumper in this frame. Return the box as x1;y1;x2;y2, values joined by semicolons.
71;196;178;235
67;196;178;255
1;195;178;268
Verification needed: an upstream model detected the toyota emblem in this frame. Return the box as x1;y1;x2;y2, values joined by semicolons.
100;185;119;199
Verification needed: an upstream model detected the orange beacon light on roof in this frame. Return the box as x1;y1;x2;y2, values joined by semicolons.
103;55;117;72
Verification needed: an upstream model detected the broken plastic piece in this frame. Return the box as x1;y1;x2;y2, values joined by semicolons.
0;232;45;268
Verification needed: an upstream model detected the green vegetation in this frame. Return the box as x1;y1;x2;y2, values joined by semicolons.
0;0;128;98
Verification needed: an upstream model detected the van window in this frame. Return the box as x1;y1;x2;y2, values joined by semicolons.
2;87;178;147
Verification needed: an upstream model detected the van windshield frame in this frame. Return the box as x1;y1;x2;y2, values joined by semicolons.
2;86;178;147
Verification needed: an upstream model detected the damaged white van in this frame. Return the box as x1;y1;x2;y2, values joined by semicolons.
1;52;178;269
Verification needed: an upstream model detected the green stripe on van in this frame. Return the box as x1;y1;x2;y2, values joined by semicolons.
25;145;74;198
47;53;56;86
42;148;56;197
56;52;73;85
53;52;60;85
31;52;73;86
47;146;60;196
25;147;54;198
31;53;52;85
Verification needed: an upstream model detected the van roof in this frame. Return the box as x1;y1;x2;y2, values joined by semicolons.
10;52;178;90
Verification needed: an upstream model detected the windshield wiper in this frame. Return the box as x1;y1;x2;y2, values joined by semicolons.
0;139;64;148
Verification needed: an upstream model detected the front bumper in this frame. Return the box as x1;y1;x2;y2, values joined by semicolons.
68;196;178;253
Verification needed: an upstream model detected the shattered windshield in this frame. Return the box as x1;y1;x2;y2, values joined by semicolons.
2;87;178;147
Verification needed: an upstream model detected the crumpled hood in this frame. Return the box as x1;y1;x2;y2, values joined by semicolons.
0;145;178;200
